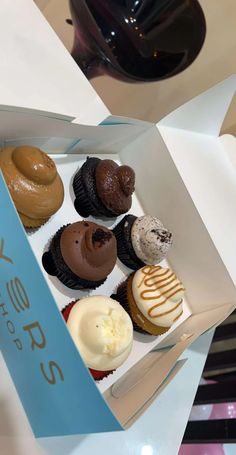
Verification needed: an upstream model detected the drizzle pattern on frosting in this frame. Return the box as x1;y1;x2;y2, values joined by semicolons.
132;265;185;328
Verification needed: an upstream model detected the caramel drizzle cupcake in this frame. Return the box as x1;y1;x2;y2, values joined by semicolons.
132;265;185;328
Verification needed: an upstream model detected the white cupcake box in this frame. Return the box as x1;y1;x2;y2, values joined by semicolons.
0;76;235;437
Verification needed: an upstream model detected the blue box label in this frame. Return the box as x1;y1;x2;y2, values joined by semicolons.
0;172;122;437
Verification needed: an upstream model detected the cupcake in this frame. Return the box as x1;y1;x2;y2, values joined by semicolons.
42;221;117;290
113;214;173;270
0;145;64;228
115;265;185;336
62;296;133;381
73;157;135;218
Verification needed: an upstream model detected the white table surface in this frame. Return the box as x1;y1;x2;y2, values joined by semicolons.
0;1;214;454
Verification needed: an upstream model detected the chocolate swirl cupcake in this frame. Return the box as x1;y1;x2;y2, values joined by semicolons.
0;145;64;227
42;221;117;289
73;157;135;218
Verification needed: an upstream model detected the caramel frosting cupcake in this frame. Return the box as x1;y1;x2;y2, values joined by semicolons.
0;145;64;227
72;157;135;218
115;265;185;335
62;296;133;380
113;214;172;270
42;221;117;290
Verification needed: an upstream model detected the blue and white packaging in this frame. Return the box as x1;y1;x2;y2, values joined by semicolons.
0;76;236;438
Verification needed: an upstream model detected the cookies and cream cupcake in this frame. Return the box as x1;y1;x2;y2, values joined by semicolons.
62;296;133;380
73;157;135;218
113;215;172;270
114;265;185;335
42;221;117;290
0;145;64;228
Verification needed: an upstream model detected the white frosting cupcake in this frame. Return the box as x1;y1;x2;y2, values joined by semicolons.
132;265;184;328
66;296;133;371
131;215;172;265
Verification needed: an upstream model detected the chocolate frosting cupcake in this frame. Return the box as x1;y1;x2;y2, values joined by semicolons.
43;221;117;289
72;157;135;218
96;160;135;215
60;221;117;282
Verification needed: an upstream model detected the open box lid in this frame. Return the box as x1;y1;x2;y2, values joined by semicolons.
158;75;236;135
155;75;236;287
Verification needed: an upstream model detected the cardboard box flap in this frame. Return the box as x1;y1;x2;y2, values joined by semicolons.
157;302;236;349
0;108;126;142
86;115;152;127
0;108;151;154
105;302;234;426
220;91;236;135
0;174;122;437
0;105;75;122
123;359;187;430
105;338;193;427
158;75;236;136
157;125;236;287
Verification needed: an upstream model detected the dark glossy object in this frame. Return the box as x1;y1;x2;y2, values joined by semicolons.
70;0;206;82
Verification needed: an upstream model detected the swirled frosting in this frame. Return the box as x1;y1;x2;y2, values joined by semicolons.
96;159;135;215
60;221;117;281
66;296;133;370
131;215;172;264
132;265;185;327
0;146;64;220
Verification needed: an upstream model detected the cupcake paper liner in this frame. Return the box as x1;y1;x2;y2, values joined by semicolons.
19;211;49;229
73;158;116;218
114;278;147;334
73;167;97;218
113;215;145;270
114;275;169;336
89;368;114;381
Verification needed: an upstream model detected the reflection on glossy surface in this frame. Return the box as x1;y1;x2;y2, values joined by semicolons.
141;444;154;455
210;401;236;420
179;443;225;455
70;0;206;82
189;403;213;421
